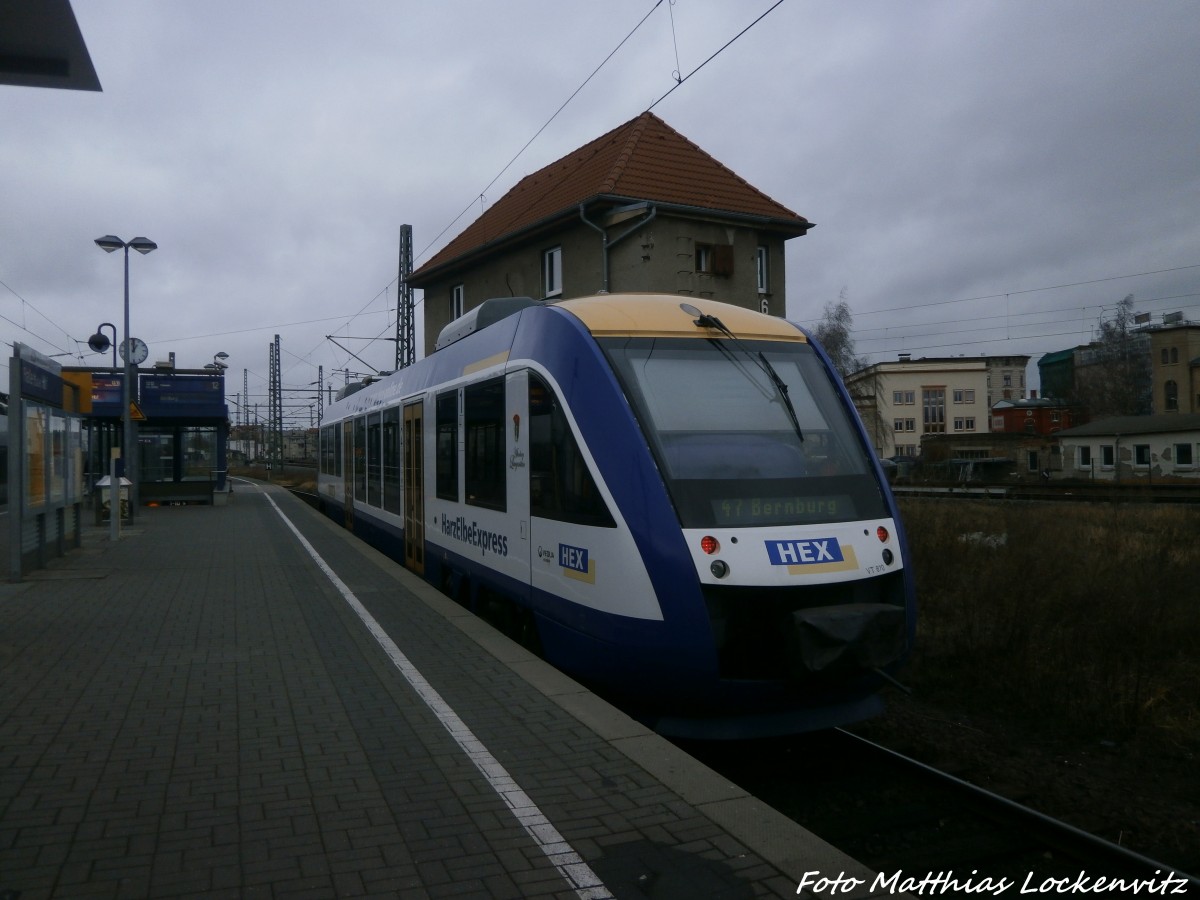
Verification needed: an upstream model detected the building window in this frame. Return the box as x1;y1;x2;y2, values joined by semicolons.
1101;444;1115;468
893;418;905;433
1176;443;1194;467
451;284;464;320
464;377;506;510
695;242;733;276
1165;380;1179;411
1170;347;1179;363
953;389;975;403
953;417;964;431
756;246;769;293
1134;444;1151;466
1027;451;1039;472
892;390;915;406
1161;348;1169;365
1078;446;1092;469
543;246;562;298
922;388;945;434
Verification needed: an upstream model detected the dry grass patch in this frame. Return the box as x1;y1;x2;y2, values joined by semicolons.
898;498;1200;747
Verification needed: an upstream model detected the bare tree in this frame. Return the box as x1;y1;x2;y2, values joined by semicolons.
812;290;866;380
1073;295;1152;419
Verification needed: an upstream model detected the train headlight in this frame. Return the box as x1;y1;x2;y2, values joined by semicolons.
710;560;729;578
700;535;720;555
882;549;894;566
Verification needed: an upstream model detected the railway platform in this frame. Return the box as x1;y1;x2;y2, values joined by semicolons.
0;481;883;899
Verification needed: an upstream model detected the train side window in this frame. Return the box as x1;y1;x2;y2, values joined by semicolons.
465;378;506;511
353;416;367;502
367;411;383;507
382;406;402;513
320;423;338;476
436;391;459;501
528;373;615;527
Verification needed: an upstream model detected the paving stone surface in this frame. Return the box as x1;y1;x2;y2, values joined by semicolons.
0;484;862;898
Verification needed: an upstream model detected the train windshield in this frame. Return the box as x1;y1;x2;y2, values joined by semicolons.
601;337;887;528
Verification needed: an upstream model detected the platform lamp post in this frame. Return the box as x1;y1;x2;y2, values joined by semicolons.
95;235;157;524
88;322;118;369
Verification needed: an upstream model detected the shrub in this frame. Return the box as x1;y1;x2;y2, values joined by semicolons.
898;498;1200;746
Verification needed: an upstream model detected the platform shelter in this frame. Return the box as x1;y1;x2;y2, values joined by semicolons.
64;364;230;507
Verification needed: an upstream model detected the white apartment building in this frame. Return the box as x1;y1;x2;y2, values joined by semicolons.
845;354;1030;458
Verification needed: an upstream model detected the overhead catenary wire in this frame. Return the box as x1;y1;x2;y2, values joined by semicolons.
847;263;1200;319
314;0;786;379
647;0;787;112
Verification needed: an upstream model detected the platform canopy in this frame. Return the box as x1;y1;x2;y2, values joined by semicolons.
0;0;100;92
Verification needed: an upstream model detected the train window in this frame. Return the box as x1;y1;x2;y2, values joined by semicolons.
367;412;383;507
529;374;615;528
602;337;886;528
383;407;402;513
353;416;367;502
436;391;458;501
465;378;506;511
334;422;341;477
320;423;339;476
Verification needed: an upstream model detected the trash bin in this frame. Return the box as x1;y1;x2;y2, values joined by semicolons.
94;476;132;524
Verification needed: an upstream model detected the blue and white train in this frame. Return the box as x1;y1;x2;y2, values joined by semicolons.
316;293;915;739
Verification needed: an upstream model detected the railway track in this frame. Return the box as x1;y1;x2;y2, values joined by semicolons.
893;481;1200;504
679;729;1199;896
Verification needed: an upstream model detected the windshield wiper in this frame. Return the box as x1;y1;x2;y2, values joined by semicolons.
691;310;804;443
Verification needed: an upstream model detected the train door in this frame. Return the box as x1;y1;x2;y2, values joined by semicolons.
342;420;354;529
403;399;425;574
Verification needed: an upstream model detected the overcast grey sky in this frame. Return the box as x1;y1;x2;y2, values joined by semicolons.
3;0;1198;416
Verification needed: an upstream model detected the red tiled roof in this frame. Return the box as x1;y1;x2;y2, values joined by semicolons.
412;112;809;281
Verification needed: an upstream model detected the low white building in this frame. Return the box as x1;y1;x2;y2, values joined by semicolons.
1056;414;1200;481
845;354;1029;458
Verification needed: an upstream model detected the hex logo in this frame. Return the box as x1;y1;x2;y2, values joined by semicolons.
558;543;596;583
765;538;857;573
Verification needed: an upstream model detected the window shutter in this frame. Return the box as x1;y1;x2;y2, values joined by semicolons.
713;244;734;276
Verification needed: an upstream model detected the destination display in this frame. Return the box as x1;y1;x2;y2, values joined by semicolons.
91;375;124;406
139;375;225;416
712;494;854;526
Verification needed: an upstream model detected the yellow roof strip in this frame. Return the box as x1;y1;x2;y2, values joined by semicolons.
463;350;510;375
555;293;807;342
